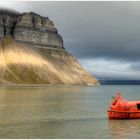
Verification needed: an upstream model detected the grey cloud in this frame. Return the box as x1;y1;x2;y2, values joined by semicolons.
130;62;140;71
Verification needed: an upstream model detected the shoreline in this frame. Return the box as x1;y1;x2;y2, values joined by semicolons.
0;84;99;87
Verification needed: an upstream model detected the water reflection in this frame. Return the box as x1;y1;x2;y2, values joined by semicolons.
0;86;139;138
0;86;86;138
0;86;84;122
108;119;140;138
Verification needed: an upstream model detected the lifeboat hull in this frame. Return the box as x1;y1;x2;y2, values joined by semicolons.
108;110;140;119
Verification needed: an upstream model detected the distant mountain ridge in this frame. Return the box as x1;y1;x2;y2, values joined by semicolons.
100;80;140;85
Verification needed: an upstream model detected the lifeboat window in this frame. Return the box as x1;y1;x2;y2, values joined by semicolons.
137;104;140;110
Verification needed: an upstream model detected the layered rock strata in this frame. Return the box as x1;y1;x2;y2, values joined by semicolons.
0;10;63;49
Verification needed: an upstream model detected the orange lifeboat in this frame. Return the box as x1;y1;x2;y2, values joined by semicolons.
107;93;140;119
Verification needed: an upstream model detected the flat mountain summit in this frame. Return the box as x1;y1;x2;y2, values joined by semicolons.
0;9;99;85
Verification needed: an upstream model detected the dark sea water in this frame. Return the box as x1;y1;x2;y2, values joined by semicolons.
0;85;139;138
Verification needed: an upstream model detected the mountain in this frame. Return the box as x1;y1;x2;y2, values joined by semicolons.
100;80;140;85
0;9;99;85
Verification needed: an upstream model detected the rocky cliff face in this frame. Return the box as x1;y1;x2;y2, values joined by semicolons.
0;9;99;85
0;10;63;48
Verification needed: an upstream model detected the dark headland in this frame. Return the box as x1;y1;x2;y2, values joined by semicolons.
0;9;99;85
100;80;140;85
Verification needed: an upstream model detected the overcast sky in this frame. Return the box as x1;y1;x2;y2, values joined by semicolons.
1;1;140;80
